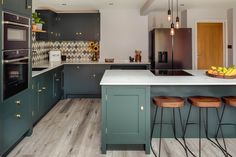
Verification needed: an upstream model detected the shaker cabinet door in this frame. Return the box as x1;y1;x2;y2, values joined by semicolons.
2;0;32;16
106;87;146;143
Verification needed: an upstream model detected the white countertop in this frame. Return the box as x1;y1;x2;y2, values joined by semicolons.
32;61;150;77
100;70;236;86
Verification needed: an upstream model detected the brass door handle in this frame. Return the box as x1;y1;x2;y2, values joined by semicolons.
16;114;21;119
140;106;144;111
15;100;21;105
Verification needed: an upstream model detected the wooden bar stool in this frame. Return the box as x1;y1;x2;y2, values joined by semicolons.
183;96;229;157
215;96;236;157
151;96;188;157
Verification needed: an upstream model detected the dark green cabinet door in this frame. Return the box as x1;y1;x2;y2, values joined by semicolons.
2;0;32;16
106;87;146;143
2;90;30;153
31;77;40;124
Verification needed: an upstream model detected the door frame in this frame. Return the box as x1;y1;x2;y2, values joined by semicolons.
195;20;227;69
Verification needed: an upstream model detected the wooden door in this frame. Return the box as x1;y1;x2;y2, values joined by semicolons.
197;23;223;69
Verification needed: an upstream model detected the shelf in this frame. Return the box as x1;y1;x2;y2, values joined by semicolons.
32;29;46;33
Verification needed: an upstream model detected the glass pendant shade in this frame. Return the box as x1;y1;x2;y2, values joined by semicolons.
176;16;180;29
170;23;175;36
167;9;171;21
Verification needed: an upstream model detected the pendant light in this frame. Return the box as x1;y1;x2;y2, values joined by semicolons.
175;0;180;29
170;0;175;36
167;0;171;21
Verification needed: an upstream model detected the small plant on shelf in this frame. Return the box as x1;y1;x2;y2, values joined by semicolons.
32;12;45;31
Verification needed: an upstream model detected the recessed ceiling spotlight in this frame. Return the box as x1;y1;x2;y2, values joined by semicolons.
61;3;67;6
108;2;114;6
180;4;184;7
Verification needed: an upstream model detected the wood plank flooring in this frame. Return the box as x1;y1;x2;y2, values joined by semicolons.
7;99;236;157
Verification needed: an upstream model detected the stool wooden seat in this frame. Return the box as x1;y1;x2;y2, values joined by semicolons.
188;96;221;108
222;96;236;107
153;96;184;108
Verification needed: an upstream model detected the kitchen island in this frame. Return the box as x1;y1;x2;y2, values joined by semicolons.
100;70;236;154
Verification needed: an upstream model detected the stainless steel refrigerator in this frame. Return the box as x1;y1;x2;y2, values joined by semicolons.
150;28;192;69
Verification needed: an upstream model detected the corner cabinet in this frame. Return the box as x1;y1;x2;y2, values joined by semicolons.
101;86;151;154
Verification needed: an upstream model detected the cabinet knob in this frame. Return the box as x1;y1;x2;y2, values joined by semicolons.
56;78;60;82
140;106;144;111
15;100;21;105
76;66;80;69
38;89;42;93
16;114;21;119
42;87;46;90
93;74;96;78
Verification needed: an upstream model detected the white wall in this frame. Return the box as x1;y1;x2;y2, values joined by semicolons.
234;8;236;65
148;11;179;31
227;8;234;66
186;9;228;69
100;9;148;61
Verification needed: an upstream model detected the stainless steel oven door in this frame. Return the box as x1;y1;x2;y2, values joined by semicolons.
3;57;29;100
3;22;29;50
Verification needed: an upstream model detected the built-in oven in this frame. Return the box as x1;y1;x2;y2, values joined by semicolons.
3;11;30;50
3;49;29;100
2;12;30;100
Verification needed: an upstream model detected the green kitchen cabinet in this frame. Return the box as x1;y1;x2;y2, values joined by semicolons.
31;67;63;124
1;90;31;156
101;86;151;154
2;0;32;16
52;67;63;103
64;64;110;98
31;71;53;124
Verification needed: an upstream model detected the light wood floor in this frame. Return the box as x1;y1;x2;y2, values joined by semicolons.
7;99;236;157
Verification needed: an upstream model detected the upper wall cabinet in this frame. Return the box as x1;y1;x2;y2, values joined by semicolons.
2;0;32;17
36;10;100;41
36;10;57;41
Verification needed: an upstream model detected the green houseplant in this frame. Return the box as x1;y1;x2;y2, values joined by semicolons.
32;12;45;30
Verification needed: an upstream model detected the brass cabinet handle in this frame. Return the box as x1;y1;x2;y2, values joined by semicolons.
38;89;42;93
16;114;21;119
140;106;144;111
56;78;60;81
15;100;21;105
42;87;46;90
27;5;32;9
2;0;3;5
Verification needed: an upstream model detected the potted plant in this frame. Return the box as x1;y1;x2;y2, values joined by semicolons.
32;12;45;30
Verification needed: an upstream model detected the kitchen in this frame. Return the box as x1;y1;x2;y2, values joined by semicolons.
1;0;236;157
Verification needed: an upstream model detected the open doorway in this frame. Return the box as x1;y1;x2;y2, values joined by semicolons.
197;22;224;69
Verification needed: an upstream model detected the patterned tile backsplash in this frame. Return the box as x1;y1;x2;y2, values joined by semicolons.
32;32;99;65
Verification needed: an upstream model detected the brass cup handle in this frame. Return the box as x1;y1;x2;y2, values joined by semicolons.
140;106;144;111
15;100;21;105
16;114;21;119
38;89;42;93
42;87;46;90
56;79;60;82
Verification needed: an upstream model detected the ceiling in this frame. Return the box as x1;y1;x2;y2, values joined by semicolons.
33;0;148;12
142;0;236;15
33;0;236;14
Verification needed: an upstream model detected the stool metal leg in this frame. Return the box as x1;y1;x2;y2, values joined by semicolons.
158;108;164;157
202;107;231;157
151;106;158;157
178;108;188;157
215;107;232;157
172;108;189;157
183;105;196;157
199;108;202;157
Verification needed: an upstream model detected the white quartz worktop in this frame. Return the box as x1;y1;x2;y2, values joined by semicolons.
32;61;150;77
100;70;236;86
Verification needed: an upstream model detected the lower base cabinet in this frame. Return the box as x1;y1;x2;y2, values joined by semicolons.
1;89;32;156
31;66;63;124
101;86;151;154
